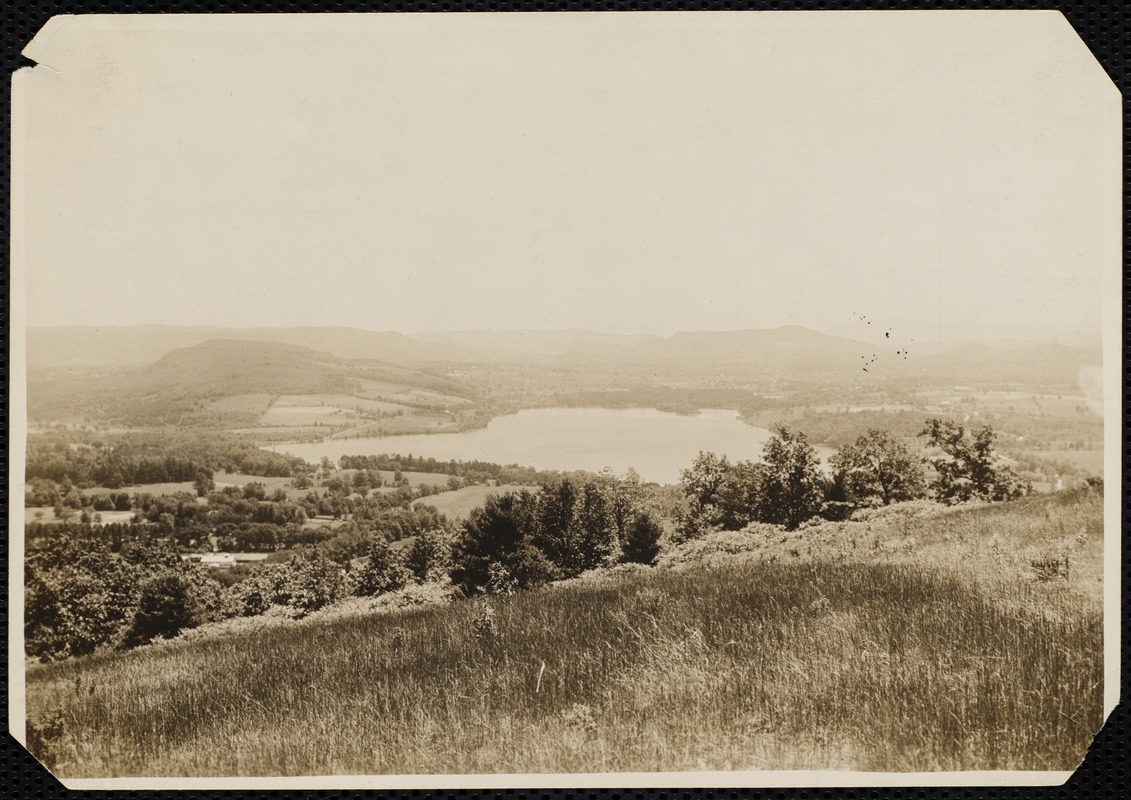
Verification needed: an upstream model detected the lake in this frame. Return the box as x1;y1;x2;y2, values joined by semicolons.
272;407;827;485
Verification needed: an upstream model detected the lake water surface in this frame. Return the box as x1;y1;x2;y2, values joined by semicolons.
273;407;819;485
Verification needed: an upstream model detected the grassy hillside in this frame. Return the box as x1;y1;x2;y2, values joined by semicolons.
25;489;1103;777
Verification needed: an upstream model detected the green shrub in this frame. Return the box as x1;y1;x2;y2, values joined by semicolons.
352;540;409;597
278;552;345;615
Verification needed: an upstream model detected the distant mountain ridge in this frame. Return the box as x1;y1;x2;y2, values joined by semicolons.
27;325;456;372
27;324;1101;388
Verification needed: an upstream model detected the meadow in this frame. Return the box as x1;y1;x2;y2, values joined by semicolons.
411;483;528;520
24;488;1103;777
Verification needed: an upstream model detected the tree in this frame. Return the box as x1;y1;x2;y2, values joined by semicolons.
53;503;76;524
830;428;926;507
193;469;215;498
529;477;622;577
757;426;825;530
921;419;1029;504
675;451;731;540
451;490;546;595
488;542;558;595
221;566;286;618
714;460;766;530
596;467;643;545
676;453;766;539
242;482;267;501
532;479;579;569
404;529;450;583
567;480;618;574
679;451;731;509
621;511;663;565
25;538;142;659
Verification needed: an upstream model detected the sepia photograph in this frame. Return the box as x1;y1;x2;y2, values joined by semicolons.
8;10;1121;789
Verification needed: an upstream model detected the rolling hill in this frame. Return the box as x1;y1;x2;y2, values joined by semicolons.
27;339;477;426
26;325;457;373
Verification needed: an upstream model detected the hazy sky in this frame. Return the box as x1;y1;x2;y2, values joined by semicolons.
17;12;1117;341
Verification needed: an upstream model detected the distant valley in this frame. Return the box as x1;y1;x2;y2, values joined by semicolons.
25;324;1105;486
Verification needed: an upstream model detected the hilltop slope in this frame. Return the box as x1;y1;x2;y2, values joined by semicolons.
24;489;1103;777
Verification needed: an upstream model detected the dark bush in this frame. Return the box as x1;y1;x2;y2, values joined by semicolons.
122;570;219;648
621;512;663;565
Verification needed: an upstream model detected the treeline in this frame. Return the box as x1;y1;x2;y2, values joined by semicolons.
675;419;1031;541
25;527;455;661
25;431;305;488
25;479;133;512
445;419;1034;599
781;409;932;448
553;387;778;417
786;406;1102;470
336;454;567;486
150;483;444;552
26;477;449;555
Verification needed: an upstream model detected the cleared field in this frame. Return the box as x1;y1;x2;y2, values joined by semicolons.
412;483;528;519
272;394;411;414
356;379;474;408
25;489;1103;777
259;405;360;427
228;426;325;439
204;394;276;415
323;413;460;438
394;470;457;487
213;473;294;492
301;517;347;530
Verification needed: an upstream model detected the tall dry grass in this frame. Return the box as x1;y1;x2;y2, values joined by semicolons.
25;489;1103;777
